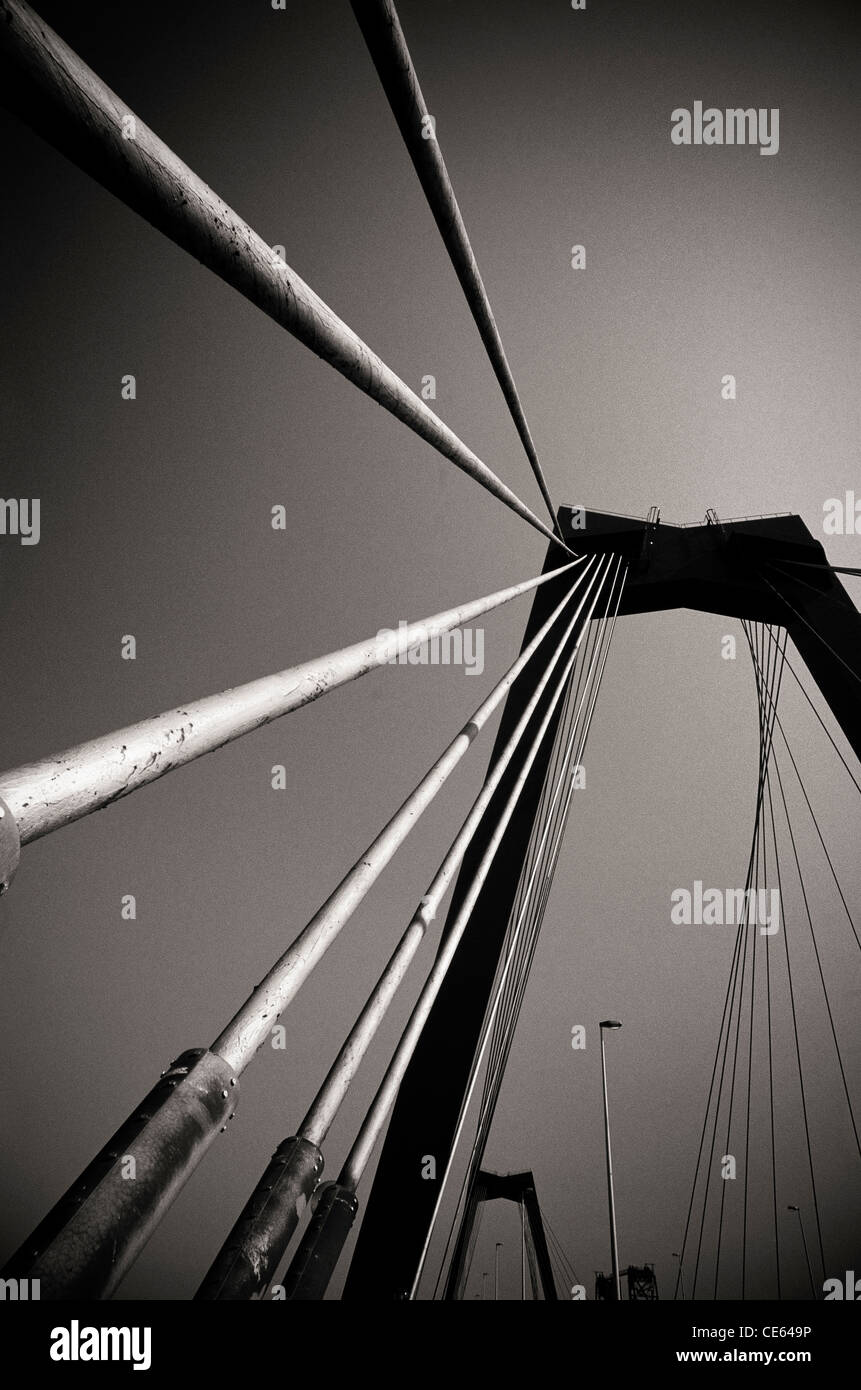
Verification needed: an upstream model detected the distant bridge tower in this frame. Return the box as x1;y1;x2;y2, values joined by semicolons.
595;1263;659;1300
444;1169;558;1301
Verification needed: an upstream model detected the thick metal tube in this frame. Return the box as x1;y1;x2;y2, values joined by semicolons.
0;561;575;847
194;563;605;1304
195;1136;323;1301
0;0;567;554
0;797;21;896
280;1182;359;1301
211;559;594;1076
340;557;615;1193
0;562;581;1297
161;572;593;1300
266;561;611;1300
0;1049;237;1299
350;0;560;534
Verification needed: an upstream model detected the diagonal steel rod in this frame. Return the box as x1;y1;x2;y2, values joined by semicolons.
0;0;569;553
197;558;601;1298
341;557;614;1189
292;558;608;1141
351;0;560;533
1;559;581;1299
0;561;578;850
212;558;596;1074
278;557;615;1297
410;559;626;1297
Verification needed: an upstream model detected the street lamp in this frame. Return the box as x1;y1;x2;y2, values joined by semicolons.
600;1019;623;1301
495;1242;503;1300
787;1205;816;1298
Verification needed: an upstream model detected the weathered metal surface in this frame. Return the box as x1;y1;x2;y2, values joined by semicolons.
196;1136;323;1301
0;1;567;554
0;561;580;1298
0;561;575;847
280;1182;359;1301
0;798;21;896
1;1049;237;1299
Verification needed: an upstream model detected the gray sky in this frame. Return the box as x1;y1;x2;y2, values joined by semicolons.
1;0;859;1299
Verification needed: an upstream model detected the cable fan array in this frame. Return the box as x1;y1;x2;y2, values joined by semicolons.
675;620;860;1300
419;561;628;1298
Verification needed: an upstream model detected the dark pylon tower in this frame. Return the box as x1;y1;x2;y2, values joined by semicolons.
444;1169;558;1301
345;507;861;1300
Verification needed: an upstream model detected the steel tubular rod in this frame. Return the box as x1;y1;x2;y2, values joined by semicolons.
350;0;560;533
194;563;595;1299
280;1182;359;1302
1;1048;239;1300
194;1135;324;1302
0;563;578;1299
294;560;605;1145
211;557;594;1075
0;0;569;554
339;556;613;1192
279;557;613;1297
0;561;576;849
409;558;626;1297
200;559;603;1300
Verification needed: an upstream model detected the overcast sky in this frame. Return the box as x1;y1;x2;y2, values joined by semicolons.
1;0;859;1300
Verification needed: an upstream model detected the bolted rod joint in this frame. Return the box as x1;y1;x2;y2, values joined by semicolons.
196;1135;323;1301
1;1048;238;1299
281;1181;359;1301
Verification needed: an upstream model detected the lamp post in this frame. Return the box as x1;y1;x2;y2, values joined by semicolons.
495;1242;503;1300
600;1020;623;1301
787;1205;816;1298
